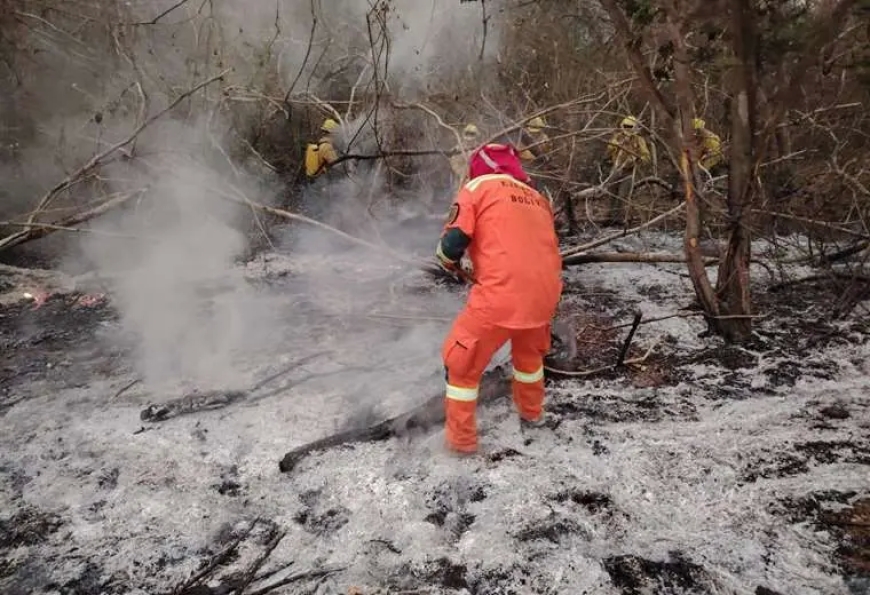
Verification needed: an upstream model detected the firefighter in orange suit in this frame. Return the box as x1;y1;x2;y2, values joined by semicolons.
434;143;564;454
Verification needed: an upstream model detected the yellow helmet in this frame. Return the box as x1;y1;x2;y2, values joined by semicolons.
692;118;706;130
620;116;639;129
321;118;339;133
462;123;479;139
527;116;546;133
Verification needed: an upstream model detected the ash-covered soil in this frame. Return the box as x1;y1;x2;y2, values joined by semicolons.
1;229;869;595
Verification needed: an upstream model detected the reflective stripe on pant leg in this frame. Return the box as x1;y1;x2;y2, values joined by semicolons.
445;384;479;452
509;325;550;422
446;384;478;402
511;376;545;421
442;309;510;452
512;366;544;384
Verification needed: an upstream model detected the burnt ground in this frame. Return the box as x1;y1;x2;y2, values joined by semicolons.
1;250;870;594
0;292;125;414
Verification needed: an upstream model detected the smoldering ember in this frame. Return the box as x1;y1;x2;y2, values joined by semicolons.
1;1;868;594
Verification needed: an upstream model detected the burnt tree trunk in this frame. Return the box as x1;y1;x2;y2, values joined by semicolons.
666;11;722;323
714;0;758;342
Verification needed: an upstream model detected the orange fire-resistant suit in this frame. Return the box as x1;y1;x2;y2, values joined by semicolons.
435;143;563;453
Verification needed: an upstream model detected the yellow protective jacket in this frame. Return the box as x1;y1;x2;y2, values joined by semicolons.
607;130;651;171
450;140;478;185
305;135;338;179
518;130;551;162
697;129;723;170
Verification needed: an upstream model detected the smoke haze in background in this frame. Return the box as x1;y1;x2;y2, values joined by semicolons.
3;0;510;398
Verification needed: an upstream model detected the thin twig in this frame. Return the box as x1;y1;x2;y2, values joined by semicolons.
171;518;259;595
131;0;196;26
112;379;141;401
561;201;686;258
237;530;287;595
545;340;660;377
244;567;345;595
217;195;424;267
616;311;642;366
478;0;488;60
283;1;318;104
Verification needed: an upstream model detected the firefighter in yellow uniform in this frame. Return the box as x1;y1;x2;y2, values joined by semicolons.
692;118;723;175
305;118;340;180
607;116;651;172
517;116;551;163
515;115;573;230
450;124;481;190
606;116;652;225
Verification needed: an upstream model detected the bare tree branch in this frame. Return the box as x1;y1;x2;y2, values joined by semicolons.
23;69;230;226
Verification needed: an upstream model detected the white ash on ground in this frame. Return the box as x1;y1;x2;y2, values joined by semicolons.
1;228;869;595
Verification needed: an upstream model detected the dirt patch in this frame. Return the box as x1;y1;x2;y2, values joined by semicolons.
0;506;63;549
0;292;122;410
514;514;584;544
741;440;870;483
686;343;759;370
770;490;870;591
0;506;66;591
549;489;614;516
822;498;870;582
388;557;469;592
548;390;697;424
46;561;119;595
603;552;714;595
757;279;870;352
765;359;839;388
555;295;625;370
793;399;867;431
423;480;486;540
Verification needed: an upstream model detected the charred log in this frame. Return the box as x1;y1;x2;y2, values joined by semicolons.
278;367;512;473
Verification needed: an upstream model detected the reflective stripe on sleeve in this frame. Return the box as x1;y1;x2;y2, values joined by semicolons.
446;384;478;402
513;366;544;384
435;241;450;263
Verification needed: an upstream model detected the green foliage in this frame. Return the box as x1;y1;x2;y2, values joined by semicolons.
617;0;658;27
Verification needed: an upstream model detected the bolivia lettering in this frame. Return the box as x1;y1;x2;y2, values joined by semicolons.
500;179;547;210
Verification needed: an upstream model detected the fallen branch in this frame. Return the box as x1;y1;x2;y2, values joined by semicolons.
112;378;141;401
245;567;345;595
561;201;685;258
599;309;768;330
562;251;718;266
170;518;260;595
816;240;869;266
0;190;145;252
0;220;149;241
278;366;512;473
545;339;660;378
236;530;287;595
141;352;330;423
276;313;580;473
